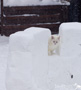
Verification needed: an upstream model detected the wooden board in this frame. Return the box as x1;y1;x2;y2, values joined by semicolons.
1;5;69;36
2;24;60;36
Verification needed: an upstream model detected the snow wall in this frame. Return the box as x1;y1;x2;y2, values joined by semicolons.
47;22;81;87
6;23;81;90
6;27;51;90
59;22;81;57
50;22;81;85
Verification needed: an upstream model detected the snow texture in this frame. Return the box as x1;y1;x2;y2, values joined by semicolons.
0;36;9;90
59;22;81;57
6;27;51;90
3;0;70;6
48;56;81;86
0;24;81;90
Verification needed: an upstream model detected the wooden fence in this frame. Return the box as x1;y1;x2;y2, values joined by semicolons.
1;1;69;36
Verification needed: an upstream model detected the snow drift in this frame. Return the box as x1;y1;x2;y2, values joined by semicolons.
59;22;81;57
6;27;51;90
5;23;81;90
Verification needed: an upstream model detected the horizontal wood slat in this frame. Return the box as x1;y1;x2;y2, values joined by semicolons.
4;5;62;16
1;5;69;36
2;24;60;36
3;14;60;25
0;25;1;34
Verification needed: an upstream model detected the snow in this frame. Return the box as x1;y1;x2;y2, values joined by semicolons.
3;0;70;6
59;22;81;57
6;27;51;90
0;25;81;90
0;36;9;90
48;56;81;86
3;14;40;17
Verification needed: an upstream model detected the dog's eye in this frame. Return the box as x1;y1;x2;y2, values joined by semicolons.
53;41;55;43
56;41;58;43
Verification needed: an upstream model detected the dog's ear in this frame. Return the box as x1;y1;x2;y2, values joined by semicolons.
58;36;60;40
51;36;54;39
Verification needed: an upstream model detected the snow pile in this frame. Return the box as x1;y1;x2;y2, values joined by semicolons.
48;56;81;86
47;22;81;86
52;84;81;90
59;22;81;57
0;24;81;90
3;0;70;6
0;36;9;90
6;27;51;90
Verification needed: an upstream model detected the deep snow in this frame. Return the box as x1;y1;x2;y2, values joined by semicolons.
0;36;9;90
0;23;81;90
6;27;51;90
0;34;81;90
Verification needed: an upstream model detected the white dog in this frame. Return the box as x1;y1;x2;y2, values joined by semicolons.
48;35;60;55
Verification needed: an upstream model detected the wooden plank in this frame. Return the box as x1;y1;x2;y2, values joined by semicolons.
3;14;61;25
2;24;60;36
4;5;63;16
1;0;3;35
0;25;1;34
1;5;69;36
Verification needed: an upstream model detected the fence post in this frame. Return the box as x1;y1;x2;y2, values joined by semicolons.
1;0;3;35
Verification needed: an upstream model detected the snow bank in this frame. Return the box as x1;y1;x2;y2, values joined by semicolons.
6;27;51;90
3;0;70;6
48;56;81;86
0;36;9;90
51;84;81;90
59;22;81;57
46;22;81;86
0;30;81;90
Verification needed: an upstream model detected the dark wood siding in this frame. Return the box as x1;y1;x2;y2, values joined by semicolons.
1;5;69;36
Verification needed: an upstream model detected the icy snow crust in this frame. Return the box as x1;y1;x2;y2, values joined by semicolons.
0;24;81;90
3;0;70;6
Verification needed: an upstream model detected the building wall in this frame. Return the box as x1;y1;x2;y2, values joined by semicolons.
0;0;1;14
